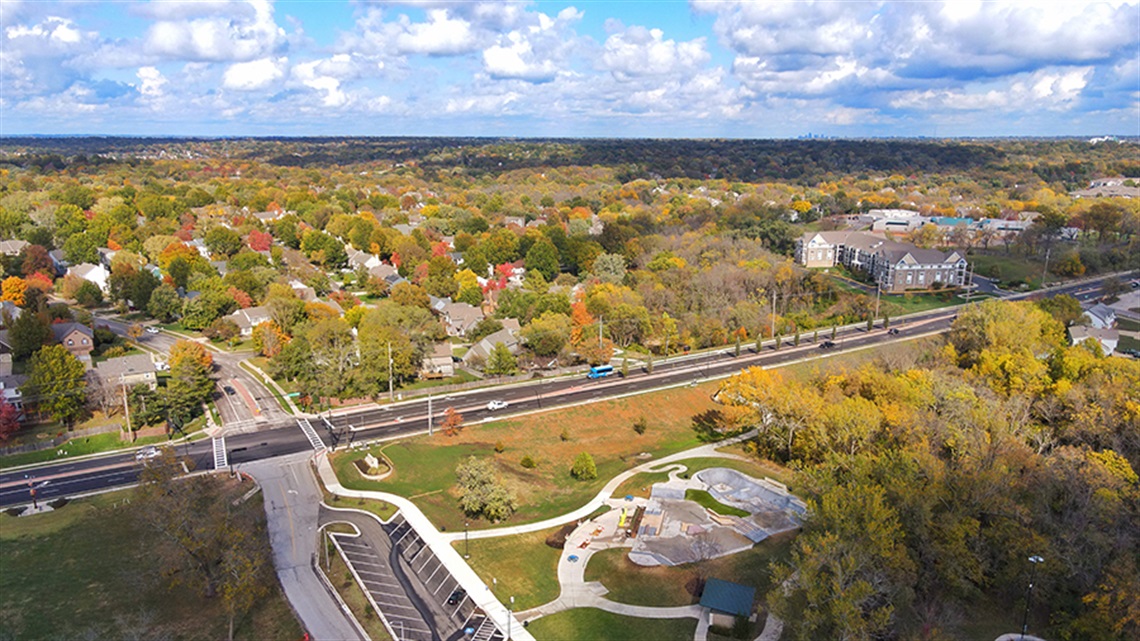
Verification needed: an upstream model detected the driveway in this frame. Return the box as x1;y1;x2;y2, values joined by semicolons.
243;453;364;641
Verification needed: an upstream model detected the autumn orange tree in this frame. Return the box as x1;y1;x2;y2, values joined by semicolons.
0;276;26;306
439;407;464;436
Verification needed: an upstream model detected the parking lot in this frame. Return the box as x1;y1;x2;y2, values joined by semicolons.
323;508;504;641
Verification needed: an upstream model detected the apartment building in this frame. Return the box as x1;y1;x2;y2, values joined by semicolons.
796;231;969;293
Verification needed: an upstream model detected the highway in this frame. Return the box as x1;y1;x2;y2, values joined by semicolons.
0;274;1123;508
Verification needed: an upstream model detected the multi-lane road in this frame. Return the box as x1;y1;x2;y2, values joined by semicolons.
0;275;1126;508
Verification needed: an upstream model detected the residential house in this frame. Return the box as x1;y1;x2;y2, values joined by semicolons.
368;262;400;283
463;322;521;366
289;280;317;302
0;374;27;416
51;322;94;365
795;231;969;293
420;342;455;378
95;353;158;390
187;238;210;259
0;333;11;376
210;261;229;277
1069;326;1119;356
0;239;29;256
97;247;118;268
67;263;111;293
1071;178;1140;199
48;249;68;274
440;301;484;337
346;247;382;271
1084;303;1117;329
0;301;22;326
227;306;274;337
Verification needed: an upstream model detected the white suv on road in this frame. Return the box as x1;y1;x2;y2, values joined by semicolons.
486;400;509;411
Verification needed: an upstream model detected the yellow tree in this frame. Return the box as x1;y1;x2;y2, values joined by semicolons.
0;276;26;306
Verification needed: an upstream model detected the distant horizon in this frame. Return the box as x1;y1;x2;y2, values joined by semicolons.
2;133;1138;142
3;1;1137;138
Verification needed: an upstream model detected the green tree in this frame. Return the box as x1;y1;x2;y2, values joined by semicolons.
525;237;560;280
23;344;87;427
455;456;517;522
390;281;430;309
74;280;104;308
148;284;182;322
520;312;571;357
571;452;597;480
205;227;243;258
485;342;518;376
423;255;458;299
8;310;52;360
590;253;627;284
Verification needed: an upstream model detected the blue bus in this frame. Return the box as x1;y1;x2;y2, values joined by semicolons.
587;365;614;379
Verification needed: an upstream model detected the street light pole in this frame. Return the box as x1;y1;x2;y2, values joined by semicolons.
508;595;514;640
464;521;470;558
1021;555;1045;640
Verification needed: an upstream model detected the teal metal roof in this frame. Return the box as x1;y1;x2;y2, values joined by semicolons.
699;578;755;617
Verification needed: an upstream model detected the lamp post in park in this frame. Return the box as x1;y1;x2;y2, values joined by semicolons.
1020;555;1045;640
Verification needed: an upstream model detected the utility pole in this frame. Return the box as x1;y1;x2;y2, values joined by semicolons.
387;341;394;402
1021;555;1045;640
1041;246;1051;288
874;279;881;326
120;374;133;441
427;392;433;436
770;293;776;340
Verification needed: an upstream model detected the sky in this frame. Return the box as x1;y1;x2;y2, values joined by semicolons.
1;0;1138;138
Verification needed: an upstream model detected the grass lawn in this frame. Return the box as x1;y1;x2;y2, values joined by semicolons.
398;369;481;392
583;530;796;608
0;487;302;641
323;543;393;641
323;492;399;522
611;470;673;499
0;428;205;470
1117;334;1140;352
685;489;750;517
331;381;721;531
1117;316;1140;332
968;253;1043;287
526;608;697;641
452;527;563;611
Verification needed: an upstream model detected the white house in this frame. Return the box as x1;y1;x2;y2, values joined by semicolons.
227;306;274;337
68;263;111;293
1069;326;1119;356
1084;303;1117;329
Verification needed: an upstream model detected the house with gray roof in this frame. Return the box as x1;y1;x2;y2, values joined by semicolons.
227;306;273;337
95;354;158;390
1069;326;1119;356
0;239;29;256
1083;302;1117;329
51;322;94;365
463;326;521;366
440;301;484;337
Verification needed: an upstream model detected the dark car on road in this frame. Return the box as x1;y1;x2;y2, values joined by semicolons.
223;386;236;395
819;340;836;349
887;328;900;335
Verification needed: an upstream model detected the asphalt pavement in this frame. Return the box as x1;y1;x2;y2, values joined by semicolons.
244;453;365;641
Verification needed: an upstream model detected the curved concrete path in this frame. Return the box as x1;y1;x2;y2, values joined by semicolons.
439;429;758;543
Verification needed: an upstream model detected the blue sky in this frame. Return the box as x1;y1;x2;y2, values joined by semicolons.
1;1;1137;138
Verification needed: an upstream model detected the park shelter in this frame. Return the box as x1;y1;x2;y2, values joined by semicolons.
700;578;755;628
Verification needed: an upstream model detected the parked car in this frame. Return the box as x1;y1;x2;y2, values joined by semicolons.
486;400;509;411
145;326;160;335
447;588;466;605
154;361;169;371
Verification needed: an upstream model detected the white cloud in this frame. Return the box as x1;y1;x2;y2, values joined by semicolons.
480;8;580;81
393;10;477;55
601;26;709;80
891;67;1093;111
5;15;89;47
144;0;284;62
136;66;167;97
222;57;286;90
445;91;520;113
